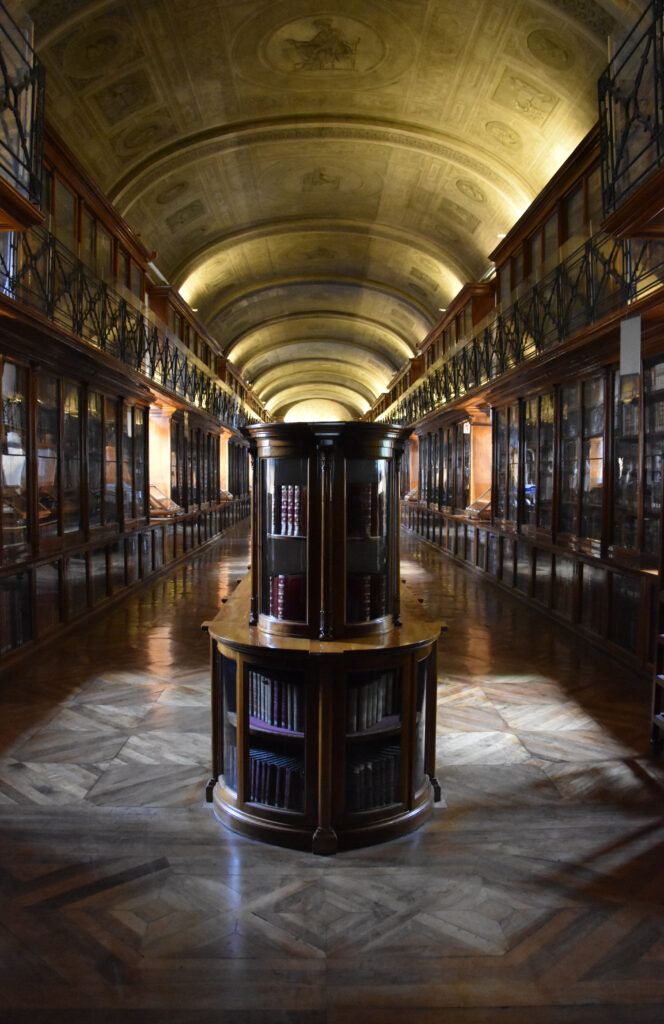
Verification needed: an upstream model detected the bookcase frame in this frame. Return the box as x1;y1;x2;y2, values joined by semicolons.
205;422;444;853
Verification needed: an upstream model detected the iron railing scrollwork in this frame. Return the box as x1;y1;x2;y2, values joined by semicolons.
599;0;664;216
379;231;664;427
0;224;264;430
0;3;44;206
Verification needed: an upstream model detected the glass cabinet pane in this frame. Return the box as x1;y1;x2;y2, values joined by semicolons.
613;371;640;549
559;384;580;534
37;375;59;538
581;376;604;539
414;655;431;792
88;392;103;528
346;666;402;811
538;394;554;529
222;655;237;795
247;666;304;811
645;357;664;557
104;397;118;524
507;406;519;521
494;409;507;519
63;382;81;533
261;457;307;621
346;457;389;623
523;399;538;525
1;361;29;553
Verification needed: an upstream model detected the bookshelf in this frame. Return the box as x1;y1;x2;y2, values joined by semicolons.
205;422;444;853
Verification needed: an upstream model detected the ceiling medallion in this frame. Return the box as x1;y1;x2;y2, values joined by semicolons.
485;121;522;149
527;29;573;70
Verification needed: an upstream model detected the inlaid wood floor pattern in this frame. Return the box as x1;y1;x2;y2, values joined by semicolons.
1;524;663;1022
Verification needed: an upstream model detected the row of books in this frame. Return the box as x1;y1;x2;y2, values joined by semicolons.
646;363;664;391
647;400;664;432
346;743;401;812
347;670;399;733
249;748;304;810
269;484;306;536
347;481;385;538
268;573;306;620
248;669;303;733
347;572;387;622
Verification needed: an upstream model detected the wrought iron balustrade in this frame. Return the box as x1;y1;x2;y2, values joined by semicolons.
599;0;664;216
0;224;263;429
0;2;43;205
379;231;664;427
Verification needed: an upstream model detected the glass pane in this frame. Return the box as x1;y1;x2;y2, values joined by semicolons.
104;397;117;524
613;372;639;549
346;666;402;811
63;383;81;533
134;407;146;516
248;666;305;810
494;409;507;519
261;457;307;621
222;655;237;794
507;404;519;521
559;385;580;535
88;392;103;528
414;655;431;792
644;358;664;558
122;406;133;517
523;398;538;526
538;394;554;529
97;227;112;279
347;457;389;623
37;375;59;538
581;377;604;539
1;361;29;553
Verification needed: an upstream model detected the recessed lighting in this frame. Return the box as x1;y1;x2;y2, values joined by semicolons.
497;233;506;239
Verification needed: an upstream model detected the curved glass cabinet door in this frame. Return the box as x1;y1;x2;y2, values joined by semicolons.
261;456;308;623
221;654;237;794
346;457;390;624
345;665;402;812
246;664;305;812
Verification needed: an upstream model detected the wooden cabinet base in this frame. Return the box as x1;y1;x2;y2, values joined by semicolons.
211;777;435;855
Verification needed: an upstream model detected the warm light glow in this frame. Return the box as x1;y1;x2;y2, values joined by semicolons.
284;399;355;422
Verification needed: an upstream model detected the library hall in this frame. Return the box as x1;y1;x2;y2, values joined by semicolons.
1;0;664;1020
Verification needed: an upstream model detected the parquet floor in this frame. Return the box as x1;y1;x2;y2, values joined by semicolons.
1;523;663;1022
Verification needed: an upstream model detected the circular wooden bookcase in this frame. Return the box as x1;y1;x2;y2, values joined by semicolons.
204;422;444;854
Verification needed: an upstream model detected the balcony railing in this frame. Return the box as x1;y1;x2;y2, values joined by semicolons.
0;224;264;429
378;231;664;426
599;0;664;216
0;3;44;205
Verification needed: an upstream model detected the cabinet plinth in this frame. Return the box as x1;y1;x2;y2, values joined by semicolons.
205;422;445;853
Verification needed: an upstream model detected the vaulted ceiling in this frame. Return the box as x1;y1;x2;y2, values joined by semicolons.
26;0;646;421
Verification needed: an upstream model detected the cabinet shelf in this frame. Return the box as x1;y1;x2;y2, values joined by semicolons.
346;713;401;739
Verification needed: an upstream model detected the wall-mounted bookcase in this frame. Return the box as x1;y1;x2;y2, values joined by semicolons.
204;422;444;854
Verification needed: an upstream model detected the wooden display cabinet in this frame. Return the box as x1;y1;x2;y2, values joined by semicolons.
204;422;444;853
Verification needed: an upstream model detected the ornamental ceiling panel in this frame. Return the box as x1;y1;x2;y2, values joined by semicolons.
27;0;648;418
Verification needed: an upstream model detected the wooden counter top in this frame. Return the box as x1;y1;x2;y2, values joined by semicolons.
203;574;445;655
